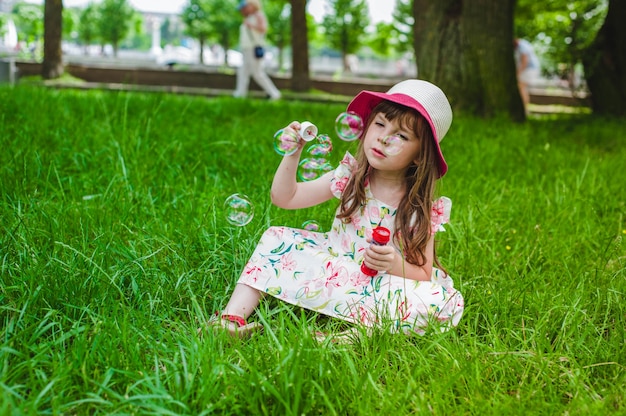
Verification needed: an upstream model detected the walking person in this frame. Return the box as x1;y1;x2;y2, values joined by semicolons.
514;38;541;114
213;80;464;341
233;0;281;100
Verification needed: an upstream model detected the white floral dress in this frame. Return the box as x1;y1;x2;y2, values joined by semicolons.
238;152;464;334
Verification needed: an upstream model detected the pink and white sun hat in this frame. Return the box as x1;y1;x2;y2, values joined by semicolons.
346;79;453;177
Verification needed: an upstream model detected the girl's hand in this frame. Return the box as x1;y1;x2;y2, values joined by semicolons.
282;121;305;155
362;243;396;273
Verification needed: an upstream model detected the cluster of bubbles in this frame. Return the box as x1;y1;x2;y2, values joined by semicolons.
225;110;406;227
273;112;369;182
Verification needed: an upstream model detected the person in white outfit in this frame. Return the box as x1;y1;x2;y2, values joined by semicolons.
233;0;281;100
514;38;541;114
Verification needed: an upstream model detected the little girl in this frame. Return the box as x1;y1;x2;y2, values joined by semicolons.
217;79;464;338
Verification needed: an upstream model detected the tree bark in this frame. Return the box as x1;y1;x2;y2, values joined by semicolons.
413;0;525;120
582;0;626;117
290;0;310;92
42;0;64;79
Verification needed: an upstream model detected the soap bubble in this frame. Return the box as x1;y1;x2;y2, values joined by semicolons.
224;194;254;226
273;128;299;156
335;111;363;141
298;158;333;182
381;135;404;156
302;220;322;232
307;134;333;156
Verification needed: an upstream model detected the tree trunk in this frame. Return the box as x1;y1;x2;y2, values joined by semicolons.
42;0;64;80
413;0;525;120
199;38;205;64
582;0;626;117
290;0;310;92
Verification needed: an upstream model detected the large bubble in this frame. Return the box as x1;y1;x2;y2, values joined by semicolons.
224;194;254;226
381;135;404;156
335;111;364;141
298;158;333;182
273;128;299;156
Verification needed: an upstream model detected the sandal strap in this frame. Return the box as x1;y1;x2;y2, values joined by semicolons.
221;314;247;327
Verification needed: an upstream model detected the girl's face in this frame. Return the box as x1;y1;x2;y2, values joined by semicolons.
362;111;421;174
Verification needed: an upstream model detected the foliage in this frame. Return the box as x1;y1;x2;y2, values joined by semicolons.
321;0;370;69
61;6;79;41
515;0;608;83
121;13;150;51
205;0;240;65
97;0;136;56
265;0;291;70
160;17;185;47
0;86;624;414
76;3;100;48
389;0;413;55
11;2;43;43
366;6;412;60
0;13;7;38
181;0;213;63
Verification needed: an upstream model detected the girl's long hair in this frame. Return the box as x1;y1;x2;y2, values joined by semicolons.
336;100;444;269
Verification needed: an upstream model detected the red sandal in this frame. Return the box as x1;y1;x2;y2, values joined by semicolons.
210;312;262;338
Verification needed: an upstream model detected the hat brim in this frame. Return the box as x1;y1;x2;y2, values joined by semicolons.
347;90;448;178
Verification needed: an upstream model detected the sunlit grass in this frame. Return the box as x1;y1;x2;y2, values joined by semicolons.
0;85;624;414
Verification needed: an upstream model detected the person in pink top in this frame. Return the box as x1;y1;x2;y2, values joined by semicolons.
214;80;464;341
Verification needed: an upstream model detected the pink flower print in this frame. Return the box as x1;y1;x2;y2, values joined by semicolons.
343;152;358;170
279;252;296;272
324;262;349;294
357;305;373;325
431;197;451;235
350;270;371;287
267;226;286;238
340;234;355;253
242;264;263;283
396;300;412;322
368;206;381;222
334;176;349;193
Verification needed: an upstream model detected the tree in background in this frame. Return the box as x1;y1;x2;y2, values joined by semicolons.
97;0;135;57
290;0;310;91
515;0;607;90
205;0;239;67
367;22;395;59
12;2;43;54
321;0;369;73
413;0;525;120
182;0;212;63
160;17;184;48
265;0;290;72
42;0;63;79
0;14;7;39
77;3;100;54
582;0;626;116
366;1;412;72
62;6;79;42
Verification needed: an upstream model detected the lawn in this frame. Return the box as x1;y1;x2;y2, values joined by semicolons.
0;85;624;415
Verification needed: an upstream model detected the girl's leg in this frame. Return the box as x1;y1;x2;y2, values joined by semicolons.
207;283;263;338
223;283;263;320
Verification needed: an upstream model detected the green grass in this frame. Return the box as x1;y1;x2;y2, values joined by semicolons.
1;85;624;415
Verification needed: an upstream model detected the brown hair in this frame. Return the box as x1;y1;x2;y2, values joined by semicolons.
336;100;444;269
